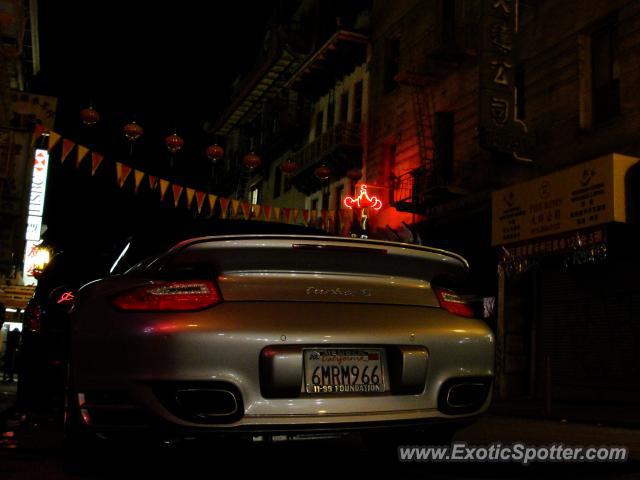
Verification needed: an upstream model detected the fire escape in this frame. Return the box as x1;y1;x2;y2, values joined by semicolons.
390;3;477;213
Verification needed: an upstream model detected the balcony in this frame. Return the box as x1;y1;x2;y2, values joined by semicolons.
290;123;362;195
391;166;464;213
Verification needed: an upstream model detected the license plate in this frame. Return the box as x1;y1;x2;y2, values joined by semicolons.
303;348;386;394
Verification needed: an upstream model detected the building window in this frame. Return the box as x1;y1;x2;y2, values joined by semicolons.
353;80;363;124
434;112;454;185
250;183;261;205
314;110;324;139
339;91;349;123
515;65;525;120
384;36;401;93
441;0;456;47
591;23;620;124
327;94;335;129
273;164;282;199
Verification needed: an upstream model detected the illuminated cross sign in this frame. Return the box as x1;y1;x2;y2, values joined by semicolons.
343;185;383;210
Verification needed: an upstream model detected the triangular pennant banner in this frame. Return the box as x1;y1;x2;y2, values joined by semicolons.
240;201;250;220
282;207;291;224
185;188;195;208
48;131;62;151
172;184;184;208
76;145;90;168
273;207;281;222
252;204;261;220
195;191;206;213
263;205;272;221
61;139;75;164
116;162;132;188
302;209;310;226
159;179;170;201
134;170;145;192
292;208;300;224
207;194;217;215
230;199;240;218
219;197;230;218
148;175;158;190
91;152;104;176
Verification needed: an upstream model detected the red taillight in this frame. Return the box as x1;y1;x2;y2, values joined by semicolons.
112;280;221;312
434;287;475;318
25;305;42;333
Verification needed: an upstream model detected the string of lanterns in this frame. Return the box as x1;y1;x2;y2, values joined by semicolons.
76;105;363;183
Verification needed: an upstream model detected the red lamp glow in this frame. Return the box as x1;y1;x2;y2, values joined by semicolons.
206;144;224;163
123;121;144;142
343;184;383;210
80;107;100;126
165;132;184;153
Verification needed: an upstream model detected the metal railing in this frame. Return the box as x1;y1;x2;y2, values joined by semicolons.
392;166;438;206
290;123;361;171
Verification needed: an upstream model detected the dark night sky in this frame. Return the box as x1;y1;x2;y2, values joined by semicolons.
35;0;280;251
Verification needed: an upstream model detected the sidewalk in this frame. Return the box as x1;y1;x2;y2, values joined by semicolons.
490;398;640;429
459;414;640;461
0;381;17;417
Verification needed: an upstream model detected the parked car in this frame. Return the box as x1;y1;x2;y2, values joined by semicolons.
64;220;494;459
19;246;113;410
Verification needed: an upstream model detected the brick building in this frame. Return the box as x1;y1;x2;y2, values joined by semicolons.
364;0;640;412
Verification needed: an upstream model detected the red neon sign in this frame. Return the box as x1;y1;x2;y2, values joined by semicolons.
57;291;75;304
343;185;383;210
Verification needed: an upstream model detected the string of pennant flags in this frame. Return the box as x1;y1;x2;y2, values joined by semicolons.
35;126;356;232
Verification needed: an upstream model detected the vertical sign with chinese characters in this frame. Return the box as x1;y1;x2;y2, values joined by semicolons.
23;148;50;285
479;0;534;159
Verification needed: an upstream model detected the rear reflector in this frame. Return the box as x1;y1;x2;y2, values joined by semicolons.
433;287;475;318
112;280;221;312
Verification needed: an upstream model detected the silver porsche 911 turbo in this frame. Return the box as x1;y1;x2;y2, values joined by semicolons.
65;225;494;453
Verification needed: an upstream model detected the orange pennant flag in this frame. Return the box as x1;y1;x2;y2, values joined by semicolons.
172;184;184;208
61;139;75;164
240;201;250;220
219;197;230;218
91;152;104;176
48;131;61;150
133;170;145;192
273;207;281;222
148;175;158;190
230;199;240;218
195;191;206;213
116;162;132;188
302;209;310;226
292;208;300;224
263;205;272;221
76;145;89;168
159;179;170;201
252;204;261;220
207;194;217;215
185;188;195;208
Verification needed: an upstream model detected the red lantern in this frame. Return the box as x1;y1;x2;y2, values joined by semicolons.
347;168;363;182
165;132;184;153
243;152;262;170
80;107;100;126
280;159;298;175
123;121;144;142
314;165;332;181
206;144;224;163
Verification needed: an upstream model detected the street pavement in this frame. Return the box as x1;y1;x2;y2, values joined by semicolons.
1;410;639;479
